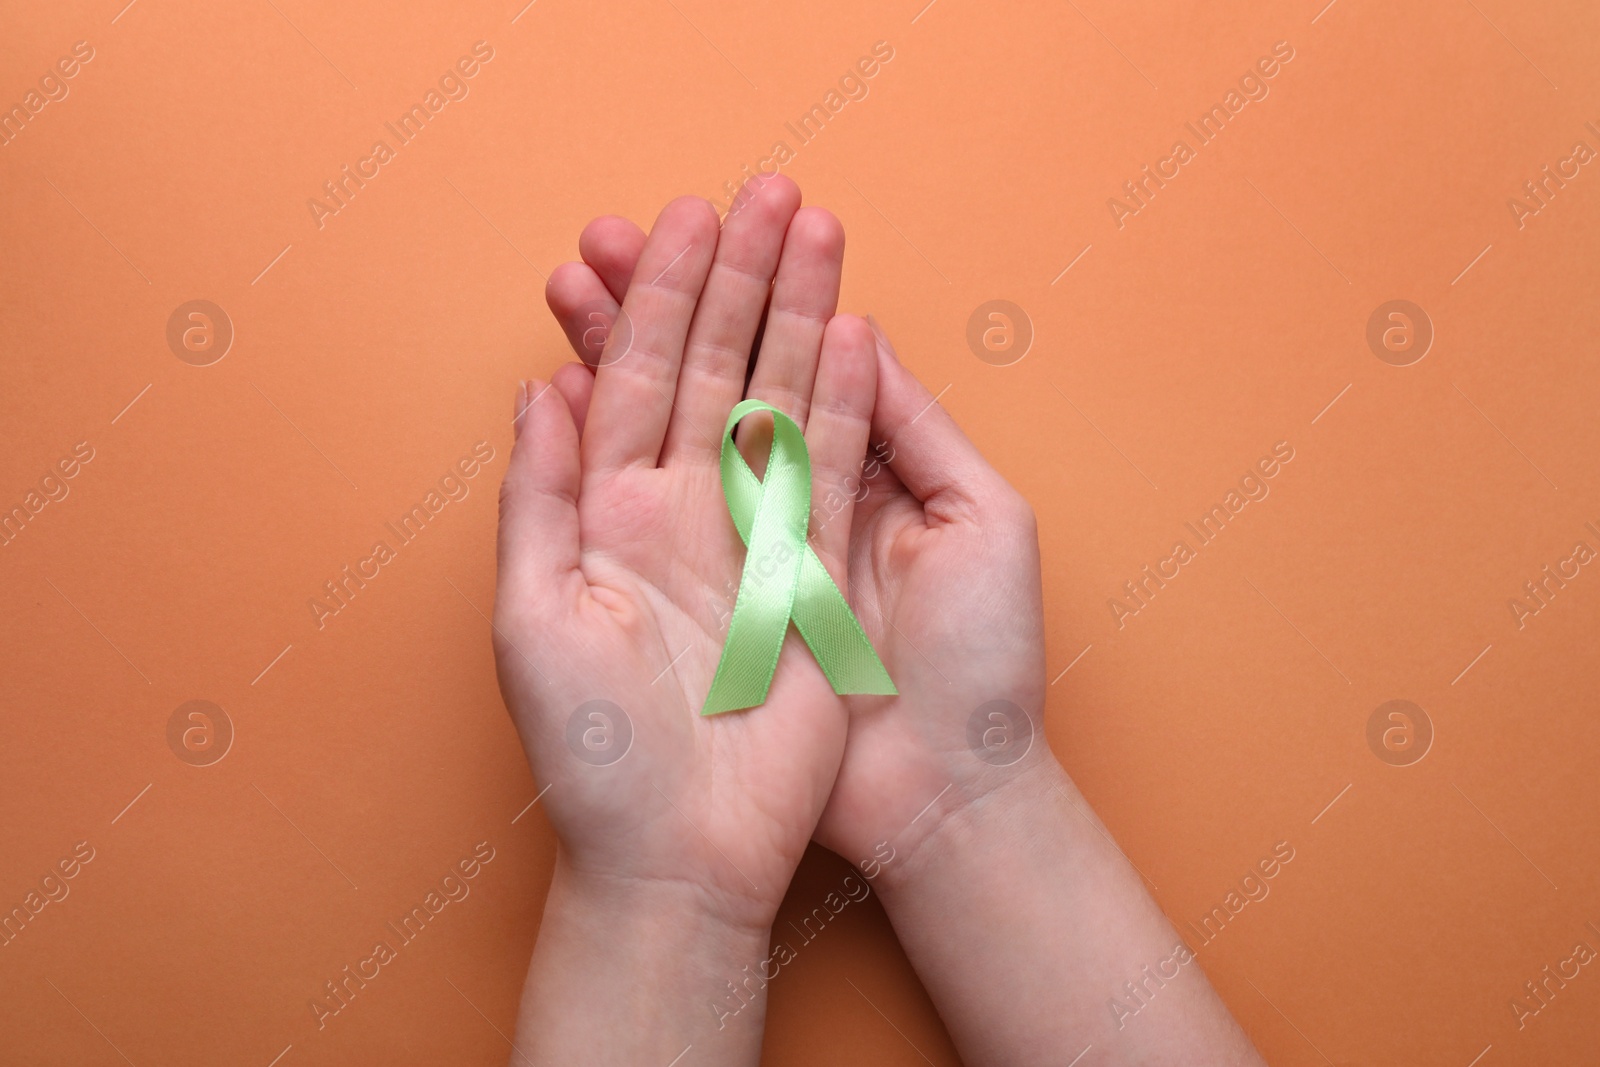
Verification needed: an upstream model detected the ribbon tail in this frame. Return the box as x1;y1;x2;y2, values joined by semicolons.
790;550;897;697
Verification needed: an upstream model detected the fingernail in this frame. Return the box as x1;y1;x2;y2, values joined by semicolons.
865;314;895;358
513;380;533;440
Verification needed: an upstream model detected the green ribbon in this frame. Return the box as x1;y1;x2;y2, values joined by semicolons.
703;400;897;715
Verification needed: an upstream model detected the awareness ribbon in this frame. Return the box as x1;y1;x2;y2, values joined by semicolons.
703;399;897;715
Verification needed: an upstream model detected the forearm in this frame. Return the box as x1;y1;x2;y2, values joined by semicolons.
513;853;775;1067
875;760;1263;1066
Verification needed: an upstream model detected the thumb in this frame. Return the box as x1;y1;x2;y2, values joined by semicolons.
497;379;583;612
866;315;1002;518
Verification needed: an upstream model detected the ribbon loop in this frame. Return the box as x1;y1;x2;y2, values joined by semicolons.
703;400;897;715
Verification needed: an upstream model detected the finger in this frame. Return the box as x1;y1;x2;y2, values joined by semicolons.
551;362;594;439
499;379;584;611
660;174;801;466
583;196;721;474
866;315;1007;521
546;261;618;368
803;315;877;583
578;215;647;302
740;207;845;464
545;221;646;365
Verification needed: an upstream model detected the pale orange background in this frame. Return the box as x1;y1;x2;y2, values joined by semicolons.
3;0;1599;1063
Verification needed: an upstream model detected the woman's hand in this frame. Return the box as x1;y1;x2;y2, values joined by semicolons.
497;177;884;1064
806;318;1052;867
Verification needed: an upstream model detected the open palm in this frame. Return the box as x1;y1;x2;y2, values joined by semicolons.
811;319;1048;865
495;180;883;926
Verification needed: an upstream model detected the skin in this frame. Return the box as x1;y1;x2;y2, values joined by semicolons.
499;176;1266;1065
497;177;876;1065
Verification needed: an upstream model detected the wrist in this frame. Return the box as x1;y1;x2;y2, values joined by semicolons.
552;844;782;940
872;749;1074;901
849;752;1266;1066
543;849;777;984
518;849;778;1061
